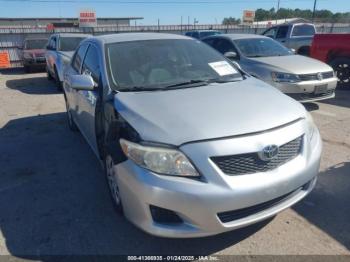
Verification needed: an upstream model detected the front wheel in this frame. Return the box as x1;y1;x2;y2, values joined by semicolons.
104;154;123;214
330;57;350;88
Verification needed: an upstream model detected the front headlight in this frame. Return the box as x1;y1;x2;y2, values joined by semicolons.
120;139;200;177
271;72;300;83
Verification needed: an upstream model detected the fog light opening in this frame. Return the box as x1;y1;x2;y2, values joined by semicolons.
150;205;183;224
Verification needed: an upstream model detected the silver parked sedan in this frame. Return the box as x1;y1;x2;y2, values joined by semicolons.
203;34;338;103
63;33;321;238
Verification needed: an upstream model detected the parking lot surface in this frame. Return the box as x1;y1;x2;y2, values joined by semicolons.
0;70;349;257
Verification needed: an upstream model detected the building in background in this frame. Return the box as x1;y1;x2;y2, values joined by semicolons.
0;17;143;28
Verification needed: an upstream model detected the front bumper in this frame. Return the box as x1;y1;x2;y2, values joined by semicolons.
114;119;322;238
24;57;46;66
268;77;338;103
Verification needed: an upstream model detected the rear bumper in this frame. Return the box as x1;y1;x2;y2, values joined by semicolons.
114;120;322;238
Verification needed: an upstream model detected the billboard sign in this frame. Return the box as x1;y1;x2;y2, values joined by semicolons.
243;10;255;23
79;10;97;28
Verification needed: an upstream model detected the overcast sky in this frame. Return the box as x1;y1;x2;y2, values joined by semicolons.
0;0;349;25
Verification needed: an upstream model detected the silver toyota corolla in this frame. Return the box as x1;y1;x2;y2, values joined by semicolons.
203;34;338;103
63;33;322;238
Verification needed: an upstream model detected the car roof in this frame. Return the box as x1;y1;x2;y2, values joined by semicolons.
93;33;191;45
205;34;269;41
187;30;220;32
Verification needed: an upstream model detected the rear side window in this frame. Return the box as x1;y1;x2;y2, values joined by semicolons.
82;45;100;82
291;25;315;37
262;27;277;38
202;38;216;47
213;39;236;54
276;26;289;39
72;43;88;72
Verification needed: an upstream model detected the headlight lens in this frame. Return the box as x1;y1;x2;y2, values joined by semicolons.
271;72;300;83
120;139;200;177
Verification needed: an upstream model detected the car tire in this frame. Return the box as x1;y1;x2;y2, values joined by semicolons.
104;154;123;214
46;67;54;80
65;98;78;132
330;57;350;88
54;66;63;91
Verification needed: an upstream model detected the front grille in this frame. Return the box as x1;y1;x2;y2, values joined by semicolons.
298;71;334;81
217;181;311;223
211;136;303;176
289;89;335;101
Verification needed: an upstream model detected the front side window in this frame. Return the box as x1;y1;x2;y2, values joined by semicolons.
50;37;57;50
82;45;100;82
59;37;86;52
234;38;293;58
262;27;277;38
72;43;88;72
276;26;289;39
291;24;316;37
106;39;242;91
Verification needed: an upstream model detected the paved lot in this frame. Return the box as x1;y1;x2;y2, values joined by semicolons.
0;70;349;258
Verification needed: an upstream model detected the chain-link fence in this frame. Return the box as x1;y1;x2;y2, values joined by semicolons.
1;21;349;68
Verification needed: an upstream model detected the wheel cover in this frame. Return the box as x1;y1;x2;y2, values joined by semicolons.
106;155;121;205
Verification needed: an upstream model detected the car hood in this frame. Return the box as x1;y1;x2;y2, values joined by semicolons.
58;51;75;59
249;54;332;74
114;77;306;146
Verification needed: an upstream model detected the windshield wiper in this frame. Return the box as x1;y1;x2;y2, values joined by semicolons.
164;79;209;90
119;86;160;92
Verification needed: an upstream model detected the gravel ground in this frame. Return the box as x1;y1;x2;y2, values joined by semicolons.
0;70;349;259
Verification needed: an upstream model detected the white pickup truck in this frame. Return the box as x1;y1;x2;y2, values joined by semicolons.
262;23;316;56
45;33;91;90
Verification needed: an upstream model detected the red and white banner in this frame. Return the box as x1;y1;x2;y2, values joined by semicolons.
79;10;97;28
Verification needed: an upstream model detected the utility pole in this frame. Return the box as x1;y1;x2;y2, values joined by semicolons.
277;0;280;11
312;0;317;22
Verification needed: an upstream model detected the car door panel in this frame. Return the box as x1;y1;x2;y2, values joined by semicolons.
75;44;101;156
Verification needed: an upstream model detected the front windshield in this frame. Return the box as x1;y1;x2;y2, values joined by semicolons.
106;39;242;91
59;37;85;52
25;39;47;50
234;38;293;58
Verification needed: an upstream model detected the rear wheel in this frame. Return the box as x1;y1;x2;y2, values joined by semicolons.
330;57;350;88
104;154;123;214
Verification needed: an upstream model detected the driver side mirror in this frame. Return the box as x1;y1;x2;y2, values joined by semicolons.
224;51;238;60
68;74;95;91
